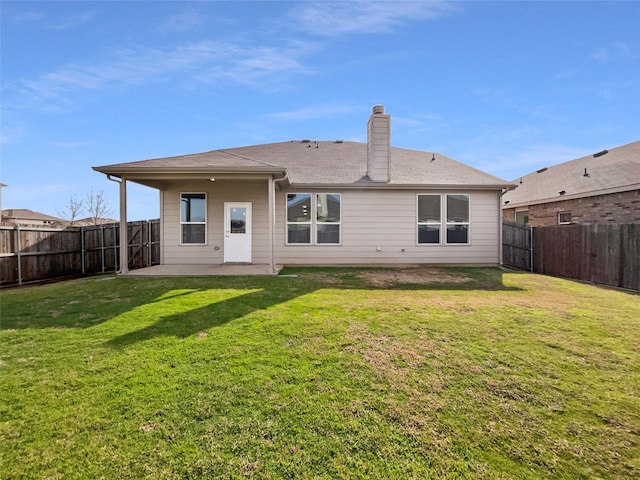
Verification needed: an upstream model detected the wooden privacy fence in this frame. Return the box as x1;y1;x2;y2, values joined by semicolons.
502;220;532;272
0;220;160;287
503;222;639;291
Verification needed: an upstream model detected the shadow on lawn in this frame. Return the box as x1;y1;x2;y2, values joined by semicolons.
105;268;521;347
1;268;521;337
105;283;314;347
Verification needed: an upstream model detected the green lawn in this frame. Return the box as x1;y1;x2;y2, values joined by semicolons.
1;268;638;479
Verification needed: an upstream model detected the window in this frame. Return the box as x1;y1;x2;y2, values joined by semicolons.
515;209;529;225
417;194;470;245
287;193;311;244
417;194;441;244
446;194;470;244
316;193;341;244
286;193;341;245
181;193;206;244
558;211;571;225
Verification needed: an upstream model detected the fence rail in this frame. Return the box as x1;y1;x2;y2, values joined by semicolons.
0;220;160;287
503;222;639;291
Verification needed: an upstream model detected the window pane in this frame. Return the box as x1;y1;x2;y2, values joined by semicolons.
287;194;311;222
558;212;571;224
230;207;246;234
418;195;440;223
287;224;311;244
182;224;205;244
418;225;440;244
447;195;469;223
515;210;529;224
317;224;340;244
317;194;341;223
181;193;206;222
446;225;468;244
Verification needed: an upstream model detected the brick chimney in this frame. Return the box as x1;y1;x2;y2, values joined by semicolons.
367;105;391;182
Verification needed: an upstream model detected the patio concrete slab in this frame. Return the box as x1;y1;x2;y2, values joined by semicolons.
120;264;278;277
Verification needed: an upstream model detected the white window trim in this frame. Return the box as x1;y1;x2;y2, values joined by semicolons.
286;193;312;245
416;194;442;245
285;193;342;246
416;193;471;246
445;194;471;245
316;193;342;246
514;208;529;224
180;192;207;245
558;211;572;225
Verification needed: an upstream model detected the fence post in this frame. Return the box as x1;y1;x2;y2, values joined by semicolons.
113;223;118;272
147;220;152;267
80;227;85;275
100;225;106;273
530;226;534;272
15;225;22;287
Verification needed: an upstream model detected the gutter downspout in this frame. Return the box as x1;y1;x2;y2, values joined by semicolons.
106;175;128;275
499;187;509;267
270;171;289;274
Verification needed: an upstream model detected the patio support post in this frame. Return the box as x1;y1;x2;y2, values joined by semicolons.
269;176;275;274
119;178;128;274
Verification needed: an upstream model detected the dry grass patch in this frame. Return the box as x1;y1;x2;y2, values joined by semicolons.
358;267;472;287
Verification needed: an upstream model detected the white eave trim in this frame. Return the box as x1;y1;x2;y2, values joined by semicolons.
289;182;516;191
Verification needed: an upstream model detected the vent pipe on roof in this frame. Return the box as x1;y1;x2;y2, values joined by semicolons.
367;105;391;182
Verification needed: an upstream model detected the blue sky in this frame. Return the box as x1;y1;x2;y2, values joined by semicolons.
2;0;638;221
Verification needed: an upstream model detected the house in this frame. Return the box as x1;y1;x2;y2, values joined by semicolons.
502;141;640;226
73;217;119;227
93;105;514;274
1;209;65;227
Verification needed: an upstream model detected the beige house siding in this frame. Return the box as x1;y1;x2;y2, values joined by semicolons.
161;180;271;265
274;188;500;265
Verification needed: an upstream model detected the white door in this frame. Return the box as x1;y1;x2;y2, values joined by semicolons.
224;202;252;263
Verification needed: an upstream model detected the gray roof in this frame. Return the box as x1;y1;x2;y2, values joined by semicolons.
94;140;512;189
503;140;640;208
2;209;63;222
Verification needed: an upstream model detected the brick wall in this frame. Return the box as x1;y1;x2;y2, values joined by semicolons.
502;189;640;226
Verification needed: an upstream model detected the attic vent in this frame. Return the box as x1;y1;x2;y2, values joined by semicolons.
536;167;548;174
301;139;311;143
593;149;608;158
334;140;344;143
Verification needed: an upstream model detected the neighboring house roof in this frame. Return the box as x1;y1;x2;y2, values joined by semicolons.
74;217;119;226
94;140;512;190
503;140;640;208
1;209;64;223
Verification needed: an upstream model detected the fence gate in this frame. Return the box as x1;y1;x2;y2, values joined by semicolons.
502;220;532;271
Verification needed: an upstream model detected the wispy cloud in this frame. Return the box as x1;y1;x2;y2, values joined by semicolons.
5;39;317;111
264;103;361;121
50;12;97;30
591;42;634;62
8;11;44;24
288;0;458;36
156;10;206;34
51;141;92;149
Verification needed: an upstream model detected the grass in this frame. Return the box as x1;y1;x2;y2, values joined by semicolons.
1;267;638;479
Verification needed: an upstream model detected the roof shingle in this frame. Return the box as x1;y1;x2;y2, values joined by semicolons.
503;141;640;207
94;140;512;188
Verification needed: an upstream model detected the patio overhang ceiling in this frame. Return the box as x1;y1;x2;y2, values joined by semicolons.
92;166;289;190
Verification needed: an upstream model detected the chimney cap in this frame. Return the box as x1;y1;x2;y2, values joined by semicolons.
372;105;385;115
